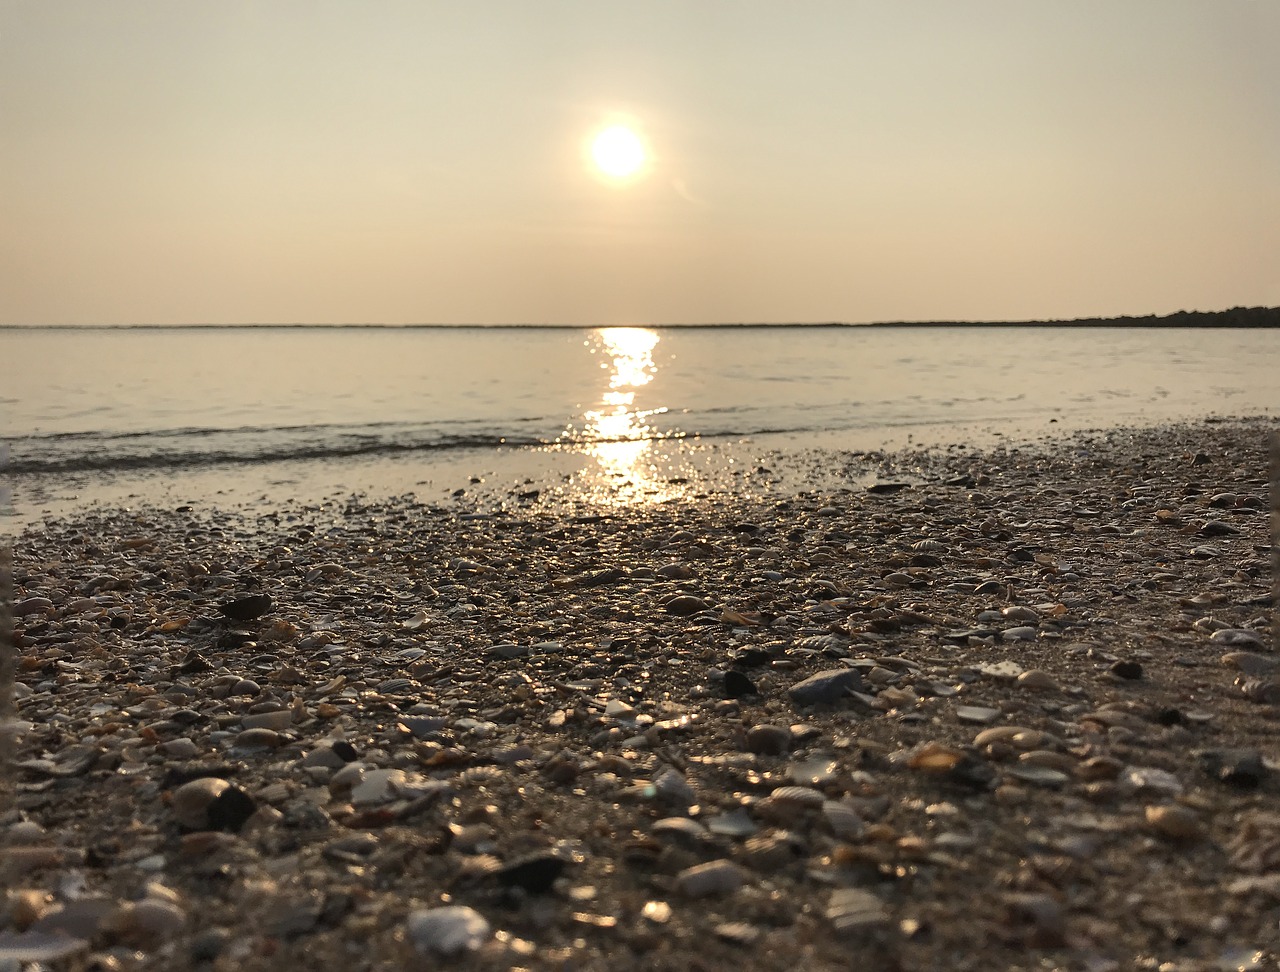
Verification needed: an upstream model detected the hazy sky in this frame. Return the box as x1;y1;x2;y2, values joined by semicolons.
3;1;1278;325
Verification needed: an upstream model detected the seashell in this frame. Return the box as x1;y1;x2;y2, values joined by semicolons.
1075;756;1124;781
908;742;965;773
1221;652;1279;676
1145;804;1204;841
745;724;792;755
652;817;711;844
456;765;503;787
788;755;840;786
1001;605;1040;623
822;800;865;840
955;705;1001;725
756;785;824;824
826;888;888;934
405;906;490;957
1017;750;1075;773
1211;628;1266;648
650;768;696;807
675;859;748;898
974;726;1027;748
1235;678;1280;704
705;808;757;838
1016;669;1060;691
170;778;230;829
1122;766;1183;797
1005;765;1069;787
241;710;292;730
910;539;945;552
1226;811;1280;873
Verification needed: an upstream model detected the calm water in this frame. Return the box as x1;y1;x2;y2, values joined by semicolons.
2;324;1277;524
4;325;1277;476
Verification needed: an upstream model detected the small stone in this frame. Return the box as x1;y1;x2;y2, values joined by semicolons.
405;906;490;957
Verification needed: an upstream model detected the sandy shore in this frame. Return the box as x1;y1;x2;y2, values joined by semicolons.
3;418;1278;970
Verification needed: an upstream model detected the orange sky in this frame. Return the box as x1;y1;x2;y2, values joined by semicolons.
3;1;1278;325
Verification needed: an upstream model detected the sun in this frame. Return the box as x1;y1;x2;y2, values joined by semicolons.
590;124;647;180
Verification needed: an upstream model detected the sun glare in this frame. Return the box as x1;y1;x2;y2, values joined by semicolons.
590;124;647;180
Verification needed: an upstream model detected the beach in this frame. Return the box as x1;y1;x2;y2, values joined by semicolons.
3;417;1278;970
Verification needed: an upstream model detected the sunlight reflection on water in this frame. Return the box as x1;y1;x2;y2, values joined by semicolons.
572;327;687;504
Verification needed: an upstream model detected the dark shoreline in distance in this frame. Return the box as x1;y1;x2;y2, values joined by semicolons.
2;305;1277;330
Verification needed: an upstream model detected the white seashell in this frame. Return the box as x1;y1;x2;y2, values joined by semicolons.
405;905;490;956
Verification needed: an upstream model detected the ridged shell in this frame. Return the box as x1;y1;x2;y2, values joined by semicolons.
910;539;946;552
821;800;865;840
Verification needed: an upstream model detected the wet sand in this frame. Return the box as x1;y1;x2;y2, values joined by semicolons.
3;417;1278;970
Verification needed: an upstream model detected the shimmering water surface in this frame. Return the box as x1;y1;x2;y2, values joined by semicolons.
3;324;1277;522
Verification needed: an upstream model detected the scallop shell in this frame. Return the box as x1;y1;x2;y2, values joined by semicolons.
755;785;825;824
910;539;946;552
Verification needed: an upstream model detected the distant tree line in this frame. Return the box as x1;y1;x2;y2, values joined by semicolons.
870;305;1280;328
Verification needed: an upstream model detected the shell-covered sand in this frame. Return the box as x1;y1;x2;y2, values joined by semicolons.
3;418;1278;970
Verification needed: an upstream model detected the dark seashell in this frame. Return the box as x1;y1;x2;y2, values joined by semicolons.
496;853;566;894
330;740;359;763
665;595;710;617
1199;749;1268;789
217;630;256;649
206;785;257;833
722;670;757;699
219;593;274;622
731;648;774;668
1109;661;1143;680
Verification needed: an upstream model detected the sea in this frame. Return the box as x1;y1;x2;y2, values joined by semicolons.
3;324;1278;527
